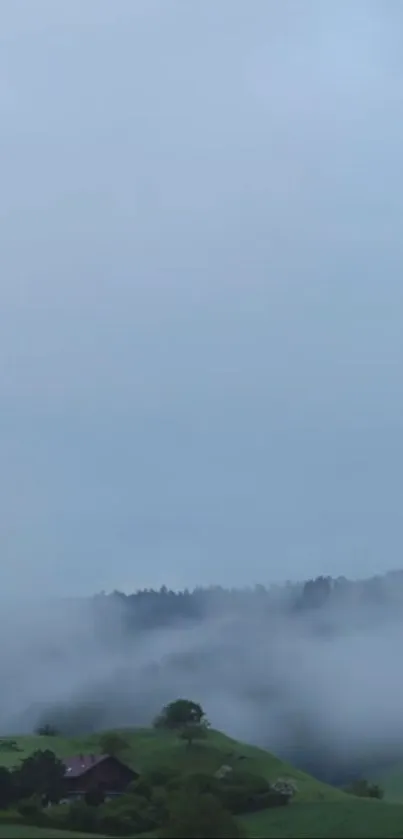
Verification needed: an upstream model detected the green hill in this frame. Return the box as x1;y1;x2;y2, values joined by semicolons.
0;727;344;803
245;799;403;838
2;727;403;837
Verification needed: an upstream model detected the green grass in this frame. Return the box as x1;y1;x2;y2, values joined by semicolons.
3;727;403;837
0;728;345;805
243;800;403;838
0;827;101;838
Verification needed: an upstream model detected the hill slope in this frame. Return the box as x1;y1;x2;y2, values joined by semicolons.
244;799;403;838
3;728;403;837
0;727;344;804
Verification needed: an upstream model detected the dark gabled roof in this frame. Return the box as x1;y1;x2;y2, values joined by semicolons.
63;753;138;779
63;754;108;778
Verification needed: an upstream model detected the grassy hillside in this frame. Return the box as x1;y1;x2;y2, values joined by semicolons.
0;727;344;804
2;727;403;837
244;800;403;838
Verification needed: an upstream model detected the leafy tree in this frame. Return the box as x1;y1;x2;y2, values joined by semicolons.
35;723;59;737
160;790;245;838
179;722;208;749
13;750;65;804
0;766;14;809
299;576;332;610
99;732;129;756
154;699;207;730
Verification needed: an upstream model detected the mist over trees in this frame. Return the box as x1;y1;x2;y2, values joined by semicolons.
91;569;403;630
2;569;403;786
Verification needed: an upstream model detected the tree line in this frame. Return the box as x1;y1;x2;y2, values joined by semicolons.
90;569;403;631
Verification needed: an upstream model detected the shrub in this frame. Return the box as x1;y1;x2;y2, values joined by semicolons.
164;769;292;816
150;786;169;825
344;779;384;800
215;765;233;780
0;739;21;752
143;766;180;787
45;803;104;834
98;792;162;835
165;774;188;794
180;772;219;796
270;777;298;799
65;800;101;833
0;766;14;810
98;813;134;836
263;790;290;808
85;785;105;807
127;776;153;800
217;770;289;814
161;790;245;838
368;784;384;800
0;809;22;825
44;796;163;837
17;796;44;821
35;724;59;736
42;803;70;827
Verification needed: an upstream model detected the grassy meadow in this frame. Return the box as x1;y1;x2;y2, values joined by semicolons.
2;727;403;837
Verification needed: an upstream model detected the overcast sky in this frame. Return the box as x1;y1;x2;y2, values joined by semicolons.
1;0;403;597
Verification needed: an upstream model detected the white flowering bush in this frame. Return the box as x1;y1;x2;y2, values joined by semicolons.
270;778;298;799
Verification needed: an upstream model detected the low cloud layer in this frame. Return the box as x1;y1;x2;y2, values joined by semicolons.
2;578;403;785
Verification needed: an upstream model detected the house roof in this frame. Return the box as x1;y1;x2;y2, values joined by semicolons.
63;754;112;778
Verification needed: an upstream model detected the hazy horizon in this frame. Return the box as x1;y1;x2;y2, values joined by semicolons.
2;0;403;598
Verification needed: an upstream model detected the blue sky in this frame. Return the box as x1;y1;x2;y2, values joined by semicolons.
1;0;403;596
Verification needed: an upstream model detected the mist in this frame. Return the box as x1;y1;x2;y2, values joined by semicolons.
2;576;403;784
